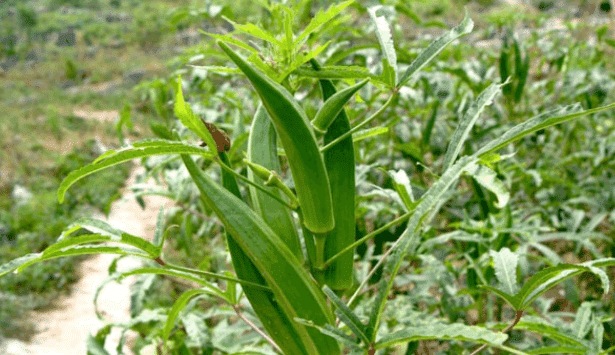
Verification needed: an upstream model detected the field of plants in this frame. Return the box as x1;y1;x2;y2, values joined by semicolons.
2;0;615;354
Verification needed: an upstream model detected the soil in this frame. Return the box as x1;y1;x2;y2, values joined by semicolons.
2;165;172;355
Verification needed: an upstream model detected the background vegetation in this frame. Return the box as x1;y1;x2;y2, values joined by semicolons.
1;0;615;354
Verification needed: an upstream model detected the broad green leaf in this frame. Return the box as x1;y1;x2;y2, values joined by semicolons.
86;333;111;355
475;102;615;158
375;323;508;349
490;247;519;295
442;82;502;171
173;77;218;153
398;10;473;88
368;6;397;87
323;286;369;344
58;143;213;203
295;0;354;44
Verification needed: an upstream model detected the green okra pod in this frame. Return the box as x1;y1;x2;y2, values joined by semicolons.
311;59;357;290
311;78;369;134
218;41;335;234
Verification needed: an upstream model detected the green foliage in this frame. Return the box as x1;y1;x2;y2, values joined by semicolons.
3;1;615;354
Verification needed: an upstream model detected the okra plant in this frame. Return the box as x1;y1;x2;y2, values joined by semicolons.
3;2;615;354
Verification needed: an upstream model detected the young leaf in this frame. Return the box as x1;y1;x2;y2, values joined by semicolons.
295;0;354;44
490;247;519;295
368;6;397;87
398;10;473;88
571;302;593;340
173;77;217;153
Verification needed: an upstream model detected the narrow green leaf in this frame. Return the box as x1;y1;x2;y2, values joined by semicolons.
572;302;593;340
118;267;223;294
173;77;217;153
13;245;149;275
480;285;520;309
398;10;473;88
295;66;376;80
375;323;508;349
442;82;502;171
164;288;221;341
56;217;159;256
386;169;416;211
323;286;369;344
276;41;331;82
514;319;585;346
0;253;42;277
368;6;397;87
525;346;586;354
295;0;354;44
490;247;519;295
465;163;510;208
198;30;258;55
515;260;615;309
57;143;213;203
475;103;615;158
223;18;281;46
153;207;165;247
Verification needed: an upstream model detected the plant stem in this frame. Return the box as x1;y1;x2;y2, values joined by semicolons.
321;92;397;153
233;304;282;353
469;310;524;355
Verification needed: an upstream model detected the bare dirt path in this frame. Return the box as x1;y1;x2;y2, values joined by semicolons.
3;165;172;355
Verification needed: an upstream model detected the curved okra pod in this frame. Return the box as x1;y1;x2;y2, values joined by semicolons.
247;104;302;258
311;78;369;134
218;41;335;235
